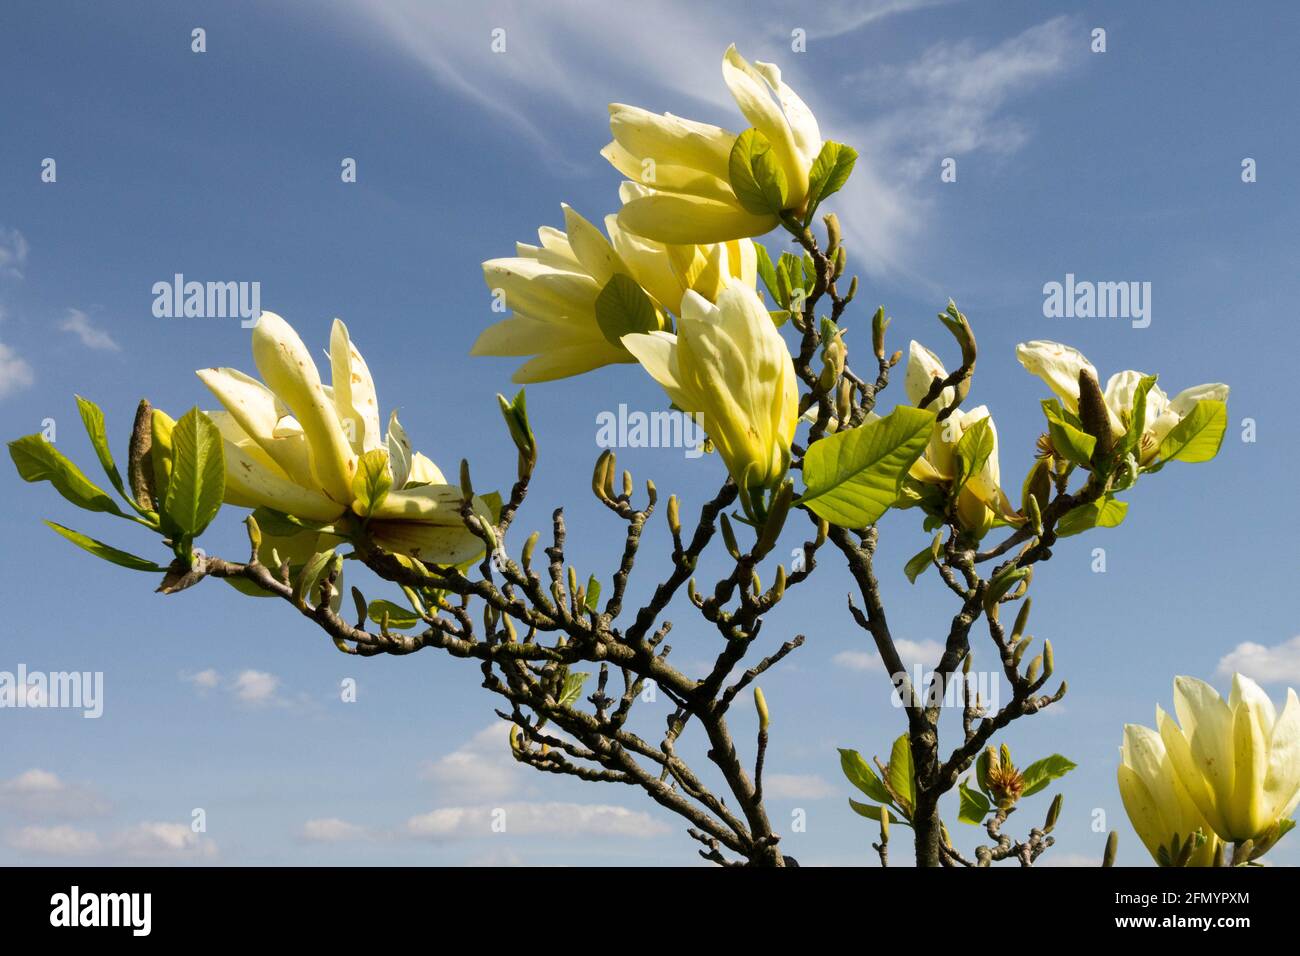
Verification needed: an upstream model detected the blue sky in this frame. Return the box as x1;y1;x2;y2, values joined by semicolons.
0;0;1296;866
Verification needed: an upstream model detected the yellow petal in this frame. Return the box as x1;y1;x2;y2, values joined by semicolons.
219;437;344;522
618;191;778;245
329;319;383;455
251;312;357;503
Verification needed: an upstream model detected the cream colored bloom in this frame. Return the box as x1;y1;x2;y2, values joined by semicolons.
474;195;756;383
1118;723;1221;866
606;45;822;244
1158;674;1300;844
621;283;797;494
902;341;1014;537
198;312;486;565
1015;341;1229;463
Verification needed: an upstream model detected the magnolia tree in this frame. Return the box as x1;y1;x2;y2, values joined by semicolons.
10;45;1297;868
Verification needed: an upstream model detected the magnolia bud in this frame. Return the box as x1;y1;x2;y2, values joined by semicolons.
1103;831;1118;867
127;398;155;510
522;530;539;569
667;494;681;537
823;212;841;251
719;513;742;560
754;686;770;732
1077;368;1114;460
871;306;889;360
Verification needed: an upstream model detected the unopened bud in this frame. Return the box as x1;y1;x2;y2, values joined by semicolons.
1078;368;1114;460
1102;831;1118;867
823;212;841;251
754;686;770;732
719;513;741;560
667;494;681;536
522;530;539;569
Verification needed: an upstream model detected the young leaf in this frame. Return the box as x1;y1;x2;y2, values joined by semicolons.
958;779;992;825
1158;400;1227;464
728;128;787;215
1020;754;1078;797
954;416;994;492
44;521;167;572
584;575;602;611
594;273;660;347
839;748;892;804
8;434;130;518
351;448;393;518
294;548;336;609
805;141;858;210
163;408;225;536
1041;400;1095;468
903;544;935;584
800;406;935;529
753;243;781;305
887;734;916;813
1056;495;1128;537
1116;375;1158;460
848;799;902;826
74;395;128;503
558;671;590;707
368;599;421;629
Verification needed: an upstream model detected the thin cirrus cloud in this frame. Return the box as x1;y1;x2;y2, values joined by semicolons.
0;226;28;279
833;639;945;673
59;308;120;352
0;342;35;399
327;2;1078;278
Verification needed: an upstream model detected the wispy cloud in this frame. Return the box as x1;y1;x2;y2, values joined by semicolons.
406;801;671;840
0;769;110;820
0;341;34;399
1218;635;1300;685
5;821;216;860
833;638;944;672
0;227;29;279
419;722;524;802
763;773;837;800
331;3;1080;277
299;817;370;843
59;308;120;352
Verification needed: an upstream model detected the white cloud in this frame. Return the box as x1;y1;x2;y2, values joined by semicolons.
230;669;281;705
1218;635;1300;686
763;773;836;800
300;818;369;843
7;824;102;857
112;822;217;860
182;668;221;691
5;819;217;860
420;722;523;802
0;769;110;820
59;308;120;352
0;341;34;399
833;639;944;673
407;802;671;840
0;227;29;279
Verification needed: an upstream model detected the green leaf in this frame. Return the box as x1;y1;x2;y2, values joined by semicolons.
558;671;589;707
728;128;788;215
74;395;129;504
584;575;601;611
954;416;994;492
983;565;1030;610
958;779;992;825
594;273;660;348
1042;400;1095;468
351;448;392;518
805;140;858;210
250;507;334;537
368;598;421;629
888;734;915;813
903;544;935;584
1158;399;1227;464
800;405;936;529
163;408;225;536
8;434;130;518
975;749;992;795
44;521;167;572
1020;754;1077;798
848;799;902;825
294;549;336;608
754;244;781;305
1056;495;1128;537
1117;375;1158;459
838;748;892;804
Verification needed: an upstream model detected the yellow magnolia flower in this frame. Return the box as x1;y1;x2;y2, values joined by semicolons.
605;44;822;244
621;282;797;499
198;312;487;565
1015;341;1229;463
902;341;1015;538
1158;674;1300;844
474;195;756;383
1118;723;1221;866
